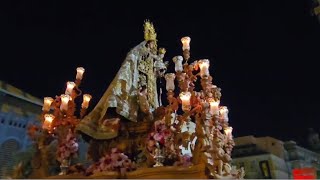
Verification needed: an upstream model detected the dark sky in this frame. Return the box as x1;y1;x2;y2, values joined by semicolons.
0;1;319;144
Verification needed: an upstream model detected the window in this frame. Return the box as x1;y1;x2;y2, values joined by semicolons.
259;160;272;178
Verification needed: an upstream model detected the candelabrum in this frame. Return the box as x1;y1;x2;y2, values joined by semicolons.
28;67;92;176
159;36;238;178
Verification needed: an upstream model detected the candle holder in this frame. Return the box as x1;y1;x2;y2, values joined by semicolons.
173;56;184;73
42;97;54;112
181;37;191;63
157;34;240;178
198;59;210;79
179;92;192;112
27;67;92;177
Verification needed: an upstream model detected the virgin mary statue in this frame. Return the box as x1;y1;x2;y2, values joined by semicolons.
76;21;164;140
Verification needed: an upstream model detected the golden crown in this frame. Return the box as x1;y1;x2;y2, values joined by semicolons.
158;47;166;54
144;20;157;41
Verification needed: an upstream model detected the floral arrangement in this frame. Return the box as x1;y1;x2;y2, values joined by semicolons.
146;117;179;165
56;129;79;163
85;148;136;176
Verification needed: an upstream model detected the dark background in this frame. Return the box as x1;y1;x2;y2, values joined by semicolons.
0;1;319;145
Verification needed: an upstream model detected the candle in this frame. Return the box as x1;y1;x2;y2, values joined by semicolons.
165;73;176;91
219;106;229;122
65;81;75;95
43;114;55;130
173;56;183;72
42;97;54;112
60;94;70;112
198;59;210;78
181;36;191;51
224;127;233;139
76;67;85;80
81;94;92;109
209;98;220;115
179;92;191;111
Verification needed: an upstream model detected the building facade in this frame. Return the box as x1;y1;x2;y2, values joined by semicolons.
0;80;43;177
232;136;320;179
0;80;89;178
285;140;320;178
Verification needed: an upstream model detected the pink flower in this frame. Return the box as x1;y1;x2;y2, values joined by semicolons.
153;132;164;142
85;148;136;174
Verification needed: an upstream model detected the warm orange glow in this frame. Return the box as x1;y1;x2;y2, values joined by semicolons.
81;94;92;109
76;67;85;80
198;59;210;78
43;114;55;130
60;94;70;111
181;36;191;51
209;99;220;115
65;81;75;95
179;92;191;111
224;127;233;138
42;97;54;112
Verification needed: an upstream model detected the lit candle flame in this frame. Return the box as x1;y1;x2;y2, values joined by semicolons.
224;127;233;139
43;114;55;130
42;97;54;112
209;98;220;115
82;94;92;109
198;59;210;78
60;94;70;112
65;81;75;95
179;92;191;111
181;36;191;51
76;67;85;80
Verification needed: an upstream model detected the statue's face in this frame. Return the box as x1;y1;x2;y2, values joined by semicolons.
147;41;155;49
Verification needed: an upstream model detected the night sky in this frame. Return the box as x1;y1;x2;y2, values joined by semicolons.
0;1;319;144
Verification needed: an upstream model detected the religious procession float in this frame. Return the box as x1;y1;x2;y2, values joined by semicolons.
11;20;245;179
